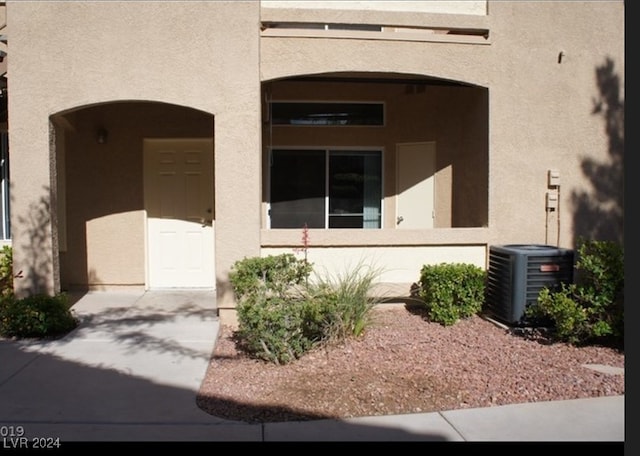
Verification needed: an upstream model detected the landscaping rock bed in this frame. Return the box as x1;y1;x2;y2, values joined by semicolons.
196;306;625;423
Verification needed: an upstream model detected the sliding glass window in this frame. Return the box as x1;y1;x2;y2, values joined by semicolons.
269;149;382;229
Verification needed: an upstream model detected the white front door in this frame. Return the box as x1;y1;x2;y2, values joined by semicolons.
144;138;215;289
396;142;436;229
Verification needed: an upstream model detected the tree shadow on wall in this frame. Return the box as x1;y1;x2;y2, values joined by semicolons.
16;191;54;294
572;57;624;244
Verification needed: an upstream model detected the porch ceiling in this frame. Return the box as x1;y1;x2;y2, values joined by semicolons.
282;72;473;87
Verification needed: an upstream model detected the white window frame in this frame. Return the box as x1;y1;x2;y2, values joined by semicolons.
269;100;385;127
0;131;9;241
267;146;385;230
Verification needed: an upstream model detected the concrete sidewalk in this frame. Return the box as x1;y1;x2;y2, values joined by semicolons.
0;291;626;443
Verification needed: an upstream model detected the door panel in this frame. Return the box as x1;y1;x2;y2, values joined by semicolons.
144;139;214;288
396;142;435;229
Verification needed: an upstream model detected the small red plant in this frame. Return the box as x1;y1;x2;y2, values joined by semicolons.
293;223;310;264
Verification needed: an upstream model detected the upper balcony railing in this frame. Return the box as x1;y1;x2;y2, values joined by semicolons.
261;1;487;16
260;0;490;45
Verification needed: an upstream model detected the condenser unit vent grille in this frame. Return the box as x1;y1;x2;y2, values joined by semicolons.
485;244;574;325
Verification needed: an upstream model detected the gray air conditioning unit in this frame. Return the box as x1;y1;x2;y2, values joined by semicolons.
485;244;574;325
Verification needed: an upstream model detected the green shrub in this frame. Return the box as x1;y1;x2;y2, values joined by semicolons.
0;245;14;297
0;248;77;339
230;254;318;364
229;253;313;299
417;263;486;326
526;239;623;347
531;285;587;343
230;255;381;364
0;293;78;339
235;295;331;365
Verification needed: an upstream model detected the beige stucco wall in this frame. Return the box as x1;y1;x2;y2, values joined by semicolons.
8;1;261;303
486;1;624;247
6;1;623;321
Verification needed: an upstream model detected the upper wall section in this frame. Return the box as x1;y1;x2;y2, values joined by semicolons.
260;0;489;44
260;1;624;99
7;1;260;116
260;0;491;86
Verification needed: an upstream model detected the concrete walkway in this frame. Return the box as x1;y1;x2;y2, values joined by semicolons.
0;290;626;443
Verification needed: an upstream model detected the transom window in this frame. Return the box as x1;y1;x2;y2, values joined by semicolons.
269;149;382;229
270;102;384;126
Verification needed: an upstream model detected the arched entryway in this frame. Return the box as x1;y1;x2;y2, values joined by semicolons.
50;101;215;292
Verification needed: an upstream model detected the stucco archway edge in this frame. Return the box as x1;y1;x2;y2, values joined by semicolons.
50;98;215;120
262;68;486;88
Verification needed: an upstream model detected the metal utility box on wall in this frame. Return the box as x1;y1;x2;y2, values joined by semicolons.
485;244;574;325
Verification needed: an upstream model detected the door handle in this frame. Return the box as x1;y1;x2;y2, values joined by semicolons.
202;208;213;227
397;216;404;225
